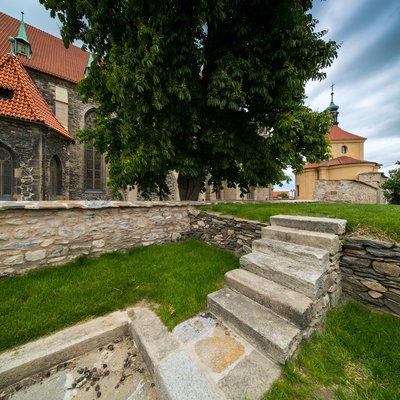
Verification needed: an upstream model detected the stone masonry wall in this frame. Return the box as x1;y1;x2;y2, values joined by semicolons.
0;201;191;277
314;180;380;204
341;238;400;315
185;210;268;255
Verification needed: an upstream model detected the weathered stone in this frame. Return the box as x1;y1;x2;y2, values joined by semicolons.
227;229;234;236
3;255;24;266
356;291;382;306
14;228;30;239
348;238;393;249
0;233;10;241
345;249;367;256
25;250;46;262
341;256;371;268
342;276;368;292
384;298;400;314
40;239;55;248
361;280;387;293
368;290;383;299
366;247;399;258
47;219;63;228
385;290;400;303
372;261;400;277
48;246;68;257
92;239;105;248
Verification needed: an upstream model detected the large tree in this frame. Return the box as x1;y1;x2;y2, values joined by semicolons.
382;161;400;204
41;0;338;200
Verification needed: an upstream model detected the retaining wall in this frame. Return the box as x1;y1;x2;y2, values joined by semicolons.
0;201;192;277
185;210;268;255
341;238;400;315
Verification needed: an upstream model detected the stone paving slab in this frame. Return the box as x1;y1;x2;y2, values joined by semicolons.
1;336;158;400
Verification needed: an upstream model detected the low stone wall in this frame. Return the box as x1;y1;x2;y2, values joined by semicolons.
0;201;192;277
341;238;400;315
185;210;268;255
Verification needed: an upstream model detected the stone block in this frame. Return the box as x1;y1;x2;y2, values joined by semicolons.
341;255;371;268
25;250;46;262
4;255;24;265
372;261;400;277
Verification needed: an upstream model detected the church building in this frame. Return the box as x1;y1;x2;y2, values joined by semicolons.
295;89;385;204
0;12;112;201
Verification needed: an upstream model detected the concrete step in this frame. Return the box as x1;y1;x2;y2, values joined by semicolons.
270;215;347;235
252;238;329;269
208;288;301;364
262;225;339;255
240;251;325;299
225;269;313;328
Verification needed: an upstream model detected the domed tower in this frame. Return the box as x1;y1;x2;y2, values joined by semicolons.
327;83;339;125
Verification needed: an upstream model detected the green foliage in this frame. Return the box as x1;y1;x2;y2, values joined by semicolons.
382;161;400;204
40;0;338;198
264;302;400;399
0;240;238;352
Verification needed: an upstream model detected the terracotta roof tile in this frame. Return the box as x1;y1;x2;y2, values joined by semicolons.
0;12;89;83
0;54;73;140
329;125;366;142
304;156;377;169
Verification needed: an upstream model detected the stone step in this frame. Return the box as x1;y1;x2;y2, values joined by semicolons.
240;251;325;299
262;225;339;255
130;307;223;400
252;238;329;269
225;269;313;328
208;288;301;364
270;215;347;235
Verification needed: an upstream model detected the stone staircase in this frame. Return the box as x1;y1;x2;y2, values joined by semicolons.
208;214;346;367
131;215;346;400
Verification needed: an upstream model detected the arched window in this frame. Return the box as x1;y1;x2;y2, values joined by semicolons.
49;156;62;198
0;145;13;200
84;109;103;191
341;145;348;154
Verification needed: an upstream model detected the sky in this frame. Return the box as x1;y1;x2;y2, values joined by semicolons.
1;0;399;191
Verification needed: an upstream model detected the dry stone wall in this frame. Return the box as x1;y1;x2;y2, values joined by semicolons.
341;238;400;315
0;201;192;277
185;210;268;255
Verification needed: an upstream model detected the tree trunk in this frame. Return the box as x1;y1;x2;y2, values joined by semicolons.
177;175;202;201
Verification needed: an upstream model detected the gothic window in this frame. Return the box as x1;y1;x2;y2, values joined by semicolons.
84;109;103;191
49;156;62;198
85;146;102;190
0;145;13;200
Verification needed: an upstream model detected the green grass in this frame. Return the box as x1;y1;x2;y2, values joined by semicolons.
201;203;400;242
0;240;239;353
264;301;400;400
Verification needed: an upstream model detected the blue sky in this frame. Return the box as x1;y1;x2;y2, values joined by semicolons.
2;0;399;191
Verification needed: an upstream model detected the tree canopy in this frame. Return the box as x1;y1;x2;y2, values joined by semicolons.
382;161;400;204
40;0;338;199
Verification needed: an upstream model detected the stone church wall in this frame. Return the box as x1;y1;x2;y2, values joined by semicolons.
0;119;69;200
314;180;380;204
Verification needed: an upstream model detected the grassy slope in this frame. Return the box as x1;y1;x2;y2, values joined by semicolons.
201;203;400;242
0;240;239;353
265;301;400;400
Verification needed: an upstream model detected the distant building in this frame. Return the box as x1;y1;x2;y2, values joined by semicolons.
295;89;385;204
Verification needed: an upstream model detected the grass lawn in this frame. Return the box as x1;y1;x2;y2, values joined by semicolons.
264;301;400;400
0;240;239;353
201;202;400;242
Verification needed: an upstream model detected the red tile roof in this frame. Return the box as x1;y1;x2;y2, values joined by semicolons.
0;12;89;83
328;125;366;142
0;54;73;140
305;156;377;169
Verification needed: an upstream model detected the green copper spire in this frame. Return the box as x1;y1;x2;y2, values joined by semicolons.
326;83;339;125
15;12;30;44
9;12;32;58
84;52;94;77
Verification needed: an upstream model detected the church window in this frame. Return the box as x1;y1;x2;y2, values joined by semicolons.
84;109;103;191
49;156;62;198
341;145;348;154
0;145;13;200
